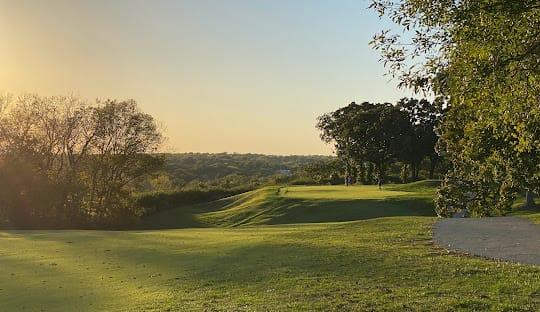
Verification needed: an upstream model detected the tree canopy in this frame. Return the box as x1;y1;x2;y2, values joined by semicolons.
0;95;163;228
316;98;442;185
371;0;540;216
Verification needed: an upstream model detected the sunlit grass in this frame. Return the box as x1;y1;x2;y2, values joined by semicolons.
279;185;411;200
145;182;437;228
1;181;539;311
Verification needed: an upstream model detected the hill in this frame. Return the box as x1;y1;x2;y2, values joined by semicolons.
143;181;438;228
1;181;539;311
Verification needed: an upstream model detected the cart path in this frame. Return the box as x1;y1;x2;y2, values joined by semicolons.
433;217;540;265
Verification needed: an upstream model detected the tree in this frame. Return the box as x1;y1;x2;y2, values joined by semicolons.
371;0;540;216
316;102;361;185
317;101;411;185
300;159;344;184
0;95;163;227
349;102;411;182
396;98;444;180
83;100;164;222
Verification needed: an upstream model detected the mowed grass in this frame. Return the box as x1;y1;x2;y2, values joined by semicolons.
144;182;437;228
279;185;411;199
1;181;539;311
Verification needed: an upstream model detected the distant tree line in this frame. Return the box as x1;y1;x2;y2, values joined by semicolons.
135;153;333;195
134;153;335;214
137;148;449;217
150;153;333;190
0;95;162;228
316;98;445;186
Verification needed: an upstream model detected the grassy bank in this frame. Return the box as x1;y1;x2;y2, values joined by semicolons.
1;181;539;311
143;181;437;228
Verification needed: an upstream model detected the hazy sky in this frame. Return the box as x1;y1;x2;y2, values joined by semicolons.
0;0;411;155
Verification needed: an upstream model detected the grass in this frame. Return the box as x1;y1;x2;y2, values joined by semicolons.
1;181;539;311
512;210;540;224
510;194;540;224
144;182;436;228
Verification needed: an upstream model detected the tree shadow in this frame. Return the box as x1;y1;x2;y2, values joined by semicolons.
265;196;435;225
141;194;436;229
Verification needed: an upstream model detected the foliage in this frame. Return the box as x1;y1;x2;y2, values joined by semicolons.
0;95;163;227
135;187;250;216
371;0;540;216
147;153;334;192
396;98;444;179
297;158;344;184
365;161;375;184
316;99;443;185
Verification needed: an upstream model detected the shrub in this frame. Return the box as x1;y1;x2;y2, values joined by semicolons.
136;187;250;215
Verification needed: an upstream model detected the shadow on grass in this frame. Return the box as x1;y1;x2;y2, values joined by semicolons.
141;194;436;229
265;196;435;225
4;217;538;311
7;226;434;289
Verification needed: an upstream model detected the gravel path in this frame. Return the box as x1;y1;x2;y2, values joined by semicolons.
433;217;540;265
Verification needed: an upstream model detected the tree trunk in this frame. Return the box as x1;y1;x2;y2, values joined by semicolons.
400;164;408;184
358;162;366;184
525;190;536;209
429;155;438;179
410;160;421;181
344;161;350;186
376;161;383;189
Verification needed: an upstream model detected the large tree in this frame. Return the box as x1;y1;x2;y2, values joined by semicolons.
317;101;411;184
371;0;540;216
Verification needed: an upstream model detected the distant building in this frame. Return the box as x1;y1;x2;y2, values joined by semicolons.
277;169;293;177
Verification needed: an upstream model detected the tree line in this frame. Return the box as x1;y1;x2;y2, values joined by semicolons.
316;98;444;186
0;95;162;228
134;153;334;215
149;153;333;191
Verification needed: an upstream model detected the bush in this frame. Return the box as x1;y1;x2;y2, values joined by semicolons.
288;177;318;185
136;187;251;215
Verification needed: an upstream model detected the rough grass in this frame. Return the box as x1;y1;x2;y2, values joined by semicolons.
1;181;539;311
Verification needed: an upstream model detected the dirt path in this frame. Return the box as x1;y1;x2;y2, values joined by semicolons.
433;217;540;266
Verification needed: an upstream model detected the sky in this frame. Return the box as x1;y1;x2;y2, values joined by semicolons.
0;0;412;155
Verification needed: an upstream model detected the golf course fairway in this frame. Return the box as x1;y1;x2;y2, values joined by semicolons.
1;181;539;311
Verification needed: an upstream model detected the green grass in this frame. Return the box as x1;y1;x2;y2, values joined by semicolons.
144;183;436;228
510;194;540;224
1;181;539;311
279;185;412;200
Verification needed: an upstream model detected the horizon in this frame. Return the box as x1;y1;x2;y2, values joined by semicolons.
0;0;413;155
160;151;336;156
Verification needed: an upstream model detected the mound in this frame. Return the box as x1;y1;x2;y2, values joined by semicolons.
387;179;441;192
144;182;438;229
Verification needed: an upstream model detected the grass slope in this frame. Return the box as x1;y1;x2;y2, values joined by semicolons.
144;182;437;228
1;181;539;311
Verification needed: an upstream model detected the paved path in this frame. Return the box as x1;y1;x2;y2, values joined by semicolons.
433;217;540;265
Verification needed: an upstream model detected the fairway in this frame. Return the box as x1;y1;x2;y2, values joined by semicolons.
144;182;437;228
1;182;539;311
279;185;411;200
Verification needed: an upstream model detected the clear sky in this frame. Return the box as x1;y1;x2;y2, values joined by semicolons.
0;0;412;155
